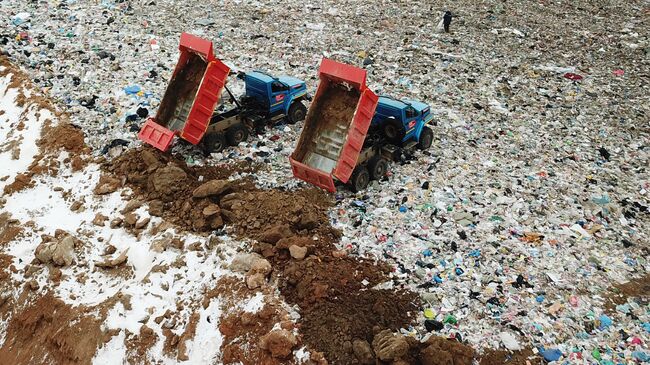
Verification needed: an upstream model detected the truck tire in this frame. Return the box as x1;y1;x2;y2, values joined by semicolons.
382;117;405;145
349;166;370;192
368;156;388;180
226;124;249;146
203;132;226;154
287;101;307;124
417;126;433;150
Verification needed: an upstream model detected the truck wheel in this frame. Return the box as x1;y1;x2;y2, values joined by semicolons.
382;117;405;145
368;156;388;180
417;126;433;150
226;124;249;146
287;101;307;124
203;132;226;154
349;166;370;192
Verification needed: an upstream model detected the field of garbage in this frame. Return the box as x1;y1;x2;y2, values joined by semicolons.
0;0;649;364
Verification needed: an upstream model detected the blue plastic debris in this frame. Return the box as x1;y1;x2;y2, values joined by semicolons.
642;322;650;333
455;267;464;276
599;314;613;330
433;274;443;283
632;351;649;362
539;348;562;362
422;249;433;257
124;85;142;95
468;249;481;258
536;295;545;303
398;205;407;212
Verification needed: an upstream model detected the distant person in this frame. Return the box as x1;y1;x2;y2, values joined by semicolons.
443;11;453;33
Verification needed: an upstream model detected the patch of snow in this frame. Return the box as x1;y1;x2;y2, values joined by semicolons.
92;329;127;365
183;298;223;364
242;292;265;313
0;73;51;191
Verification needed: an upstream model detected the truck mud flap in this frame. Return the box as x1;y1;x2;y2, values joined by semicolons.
138;118;175;152
332;88;379;183
289;157;336;192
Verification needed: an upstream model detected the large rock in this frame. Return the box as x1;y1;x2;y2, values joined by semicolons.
34;241;55;264
95;249;128;268
259;329;297;359
249;258;272;276
297;210;319;230
93;175;121;195
259;224;292;244
150;165;187;196
289;245;308;260
35;235;75;266
230;253;264;273
372;330;409;362
192;180;232;198
353;339;375;364
51;236;75;266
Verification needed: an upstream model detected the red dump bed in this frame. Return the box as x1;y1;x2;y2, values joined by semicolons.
138;33;230;151
290;58;379;192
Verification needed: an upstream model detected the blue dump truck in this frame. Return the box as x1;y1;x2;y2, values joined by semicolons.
290;59;435;193
371;96;434;150
202;71;310;153
344;95;434;192
139;33;310;153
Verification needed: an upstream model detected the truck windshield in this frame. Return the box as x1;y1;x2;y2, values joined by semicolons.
405;107;418;118
271;81;287;93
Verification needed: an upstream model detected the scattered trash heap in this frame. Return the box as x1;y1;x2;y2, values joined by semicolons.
1;0;649;364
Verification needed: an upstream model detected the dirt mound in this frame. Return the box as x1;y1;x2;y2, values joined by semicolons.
104;147;422;364
0;213;23;245
102;147;261;232
301;290;419;364
0;294;106;365
604;274;650;314
479;348;542;365
38;123;89;156
223;188;340;246
1;57;90;195
210;277;295;365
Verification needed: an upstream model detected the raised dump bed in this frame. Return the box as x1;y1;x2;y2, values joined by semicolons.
290;58;379;192
138;33;230;151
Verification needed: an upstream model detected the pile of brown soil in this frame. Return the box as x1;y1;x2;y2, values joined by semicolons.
214;177;421;364
0;294;107;365
103;147;463;364
479;348;543;365
3;123;89;195
38;123;89;156
0;213;23;245
102;147;261;232
604;274;650;314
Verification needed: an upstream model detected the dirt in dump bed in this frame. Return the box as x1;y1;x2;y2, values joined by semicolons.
293;83;360;162
0;293;106;365
604;274;650;314
479;348;543;365
156;53;207;130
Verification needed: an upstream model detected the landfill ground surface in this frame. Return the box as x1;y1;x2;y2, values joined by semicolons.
0;0;649;364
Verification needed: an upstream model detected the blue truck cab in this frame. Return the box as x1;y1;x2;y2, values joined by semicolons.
370;96;434;149
242;71;310;124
